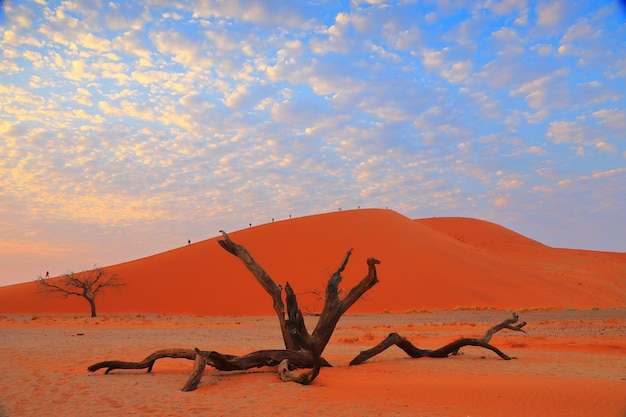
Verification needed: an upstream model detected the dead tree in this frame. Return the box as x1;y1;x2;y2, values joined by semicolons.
37;266;124;317
349;312;527;365
88;231;380;390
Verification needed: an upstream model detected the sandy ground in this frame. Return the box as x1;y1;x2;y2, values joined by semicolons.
1;309;625;417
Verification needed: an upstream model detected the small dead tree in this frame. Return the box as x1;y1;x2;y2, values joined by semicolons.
37;266;124;317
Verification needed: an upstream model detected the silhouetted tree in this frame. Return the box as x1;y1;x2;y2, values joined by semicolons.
37;266;124;317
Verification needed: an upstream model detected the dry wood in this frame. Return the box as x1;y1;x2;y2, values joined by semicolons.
87;347;331;374
182;352;208;392
480;312;526;343
350;312;526;365
88;348;196;374
217;231;296;350
277;358;319;384
88;232;380;390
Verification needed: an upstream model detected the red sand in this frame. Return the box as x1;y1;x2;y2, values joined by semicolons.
0;209;624;315
0;311;624;416
1;209;625;417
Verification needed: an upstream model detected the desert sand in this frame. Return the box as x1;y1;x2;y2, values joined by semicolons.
0;310;624;417
1;209;624;315
1;209;625;416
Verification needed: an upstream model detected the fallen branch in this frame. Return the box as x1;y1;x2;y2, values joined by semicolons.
182;351;208;392
88;348;196;374
480;312;527;343
87;348;330;375
350;312;526;365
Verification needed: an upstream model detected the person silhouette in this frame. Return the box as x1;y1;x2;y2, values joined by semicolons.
46;271;49;278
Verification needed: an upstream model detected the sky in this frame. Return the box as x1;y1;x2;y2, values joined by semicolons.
1;0;625;287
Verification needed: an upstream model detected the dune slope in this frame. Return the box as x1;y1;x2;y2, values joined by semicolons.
0;209;624;315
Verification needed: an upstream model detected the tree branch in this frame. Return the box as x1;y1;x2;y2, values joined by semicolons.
312;257;380;350
350;313;525;365
217;231;294;350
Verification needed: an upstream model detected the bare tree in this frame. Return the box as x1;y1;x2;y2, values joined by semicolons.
86;232;525;392
37;266;124;317
87;232;526;391
88;231;380;390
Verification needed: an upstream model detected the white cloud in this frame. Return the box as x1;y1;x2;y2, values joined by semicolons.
192;0;313;28
80;32;111;52
536;0;566;27
511;68;571;109
592;108;626;130
530;43;554;56
105;3;150;31
546;120;585;144
151;29;209;67
224;85;252;109
179;94;216;111
387;26;422;51
595;141;616;153
112;31;152;60
131;70;170;85
591;167;626;179
483;0;528;16
1;0;625;285
441;60;473;83
422;48;446;70
531;185;551;193
63;60;96;81
310;12;357;55
22;50;42;62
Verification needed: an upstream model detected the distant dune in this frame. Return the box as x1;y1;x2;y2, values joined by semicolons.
1;209;624;315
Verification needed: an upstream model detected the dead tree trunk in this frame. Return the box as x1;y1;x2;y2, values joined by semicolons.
216;231;298;351
87;348;330;374
88;231;380;391
349;312;527;365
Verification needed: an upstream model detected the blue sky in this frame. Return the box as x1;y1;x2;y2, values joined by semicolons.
1;0;625;286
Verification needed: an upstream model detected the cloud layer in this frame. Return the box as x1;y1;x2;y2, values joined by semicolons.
1;0;625;285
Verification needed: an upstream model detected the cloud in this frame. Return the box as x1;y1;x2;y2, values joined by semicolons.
511;68;571;109
192;0;315;28
179;93;216;111
112;30;152;60
151;31;196;65
105;3;150;31
483;0;529;16
270;99;330;127
63;60;97;81
80;32;111;52
131;69;170;85
592;167;626;179
1;0;625;285
537;0;567;27
310;12;358;55
497;178;524;189
593;108;626;130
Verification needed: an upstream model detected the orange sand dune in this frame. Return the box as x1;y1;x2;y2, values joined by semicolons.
0;209;624;315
